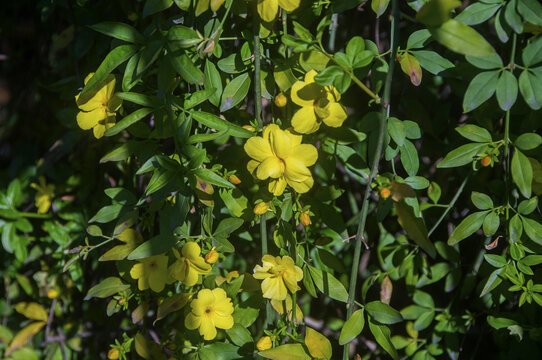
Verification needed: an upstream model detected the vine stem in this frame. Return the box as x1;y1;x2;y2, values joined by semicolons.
504;33;517;225
342;1;399;358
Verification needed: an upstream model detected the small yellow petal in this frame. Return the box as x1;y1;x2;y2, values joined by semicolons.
278;0;300;12
213;314;234;329
291;106;320;134
244;136;273;162
322;102;347;128
287;175;314;193
200;318;217;340
185;312;201;330
256;157;284;180
269;125;293;159
291;144;318;167
77;108;106;130
268;177;287;196
257;0;279;22
261;277;287;300
284;157;311;182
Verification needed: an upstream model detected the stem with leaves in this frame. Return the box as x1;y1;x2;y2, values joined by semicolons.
504;33;517;225
342;0;399;358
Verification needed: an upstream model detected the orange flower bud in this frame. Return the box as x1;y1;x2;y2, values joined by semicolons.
205;248;219;264
256;336;272;351
253;201;271;215
107;349;120;360
481;156;492;167
274;94;288;108
380;188;391;199
228;174;241;185
300;211;310;226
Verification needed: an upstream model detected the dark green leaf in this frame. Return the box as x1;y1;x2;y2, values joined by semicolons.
437;143;486;168
143;0;173;17
368;318;399;360
127;234;176;260
430;20;496;58
191;111;253;138
471;191;493;210
168;52;204;84
89;204;125;223
463;71;499;112
84;277;130;300
167;25;202;48
483;211;500;236
90;22;145;44
511;149;533;198
308;265;349;302
455;2;502;25
455;124;492;142
517;0;542;26
410;50;454;75
496;70;518;111
522;217;542;245
116;92;162;108
339;309;365;345
105;108;154;136
194;168;234;188
519;70;542;110
399;140;419;176
204;60;223;107
220;73;251;112
448;210;490;245
515;133;542;151
365;301;403;324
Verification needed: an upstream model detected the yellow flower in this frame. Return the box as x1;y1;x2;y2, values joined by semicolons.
244;124;318;196
30;176;54;214
107;349;120;360
256;336;273;351
185;288;234;340
130;255;169;292
168;242;212;286
75;73;122;139
253;201;271;215
270;294;304;322
253;255;303;301
290;70;347;134
196;0;226;16
257;0;301;22
215;270;240;286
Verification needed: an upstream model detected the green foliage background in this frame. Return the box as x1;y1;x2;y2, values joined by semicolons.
1;0;542;359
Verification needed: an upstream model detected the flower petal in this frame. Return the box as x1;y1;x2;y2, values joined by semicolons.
322;102;347;128
247;160;260;176
291;106;320;134
261;277;287;300
291;144;318;167
284;157;311;182
305;70;318;83
197;288;215;306
256;157;284;180
213;314;234;330
108;93;123;112
268;177;287;196
291;81;322;107
148;270;166;292
200;318;217;340
278;0;300;11
130;263;144;280
269;126;293;159
77;108;105;130
185;312;201;330
244;136;273;162
257;0;279;22
182;242;202;259
287;175;314;193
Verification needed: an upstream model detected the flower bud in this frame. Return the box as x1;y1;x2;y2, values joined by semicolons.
300;211;310;226
481;156;492;167
256;336;272;351
379;187;391;199
228;174;241;185
107;349;120;360
274;94;287;108
205;248;219;264
47;289;59;299
242;125;256;132
253;201;271;215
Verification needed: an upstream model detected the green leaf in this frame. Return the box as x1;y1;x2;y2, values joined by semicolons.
155;293;190;323
339;309;365;345
496;70;518;111
455;124;492;142
220;73;251;112
483;211;500;236
258;344;311;360
413;310;435;331
463;71;499;112
368;317;399;360
167;25;202;48
395;200;436;258
428;181;442;203
487;316;518;329
168;52;204;84
438;143;486;168
105;108;154;136
127;234;176;260
519;70;542;110
518;197;538;215
515;133;542;151
466;53;503;69
143;0;173;17
413;290;435;308
455;2;502;25
308;265;349;302
505;0;523;33
84;277;130;300
399;140;419;176
471;191;493;210
365;301;403;324
204;60;223;107
305;327;332;360
522;217;542;245
194;168;234;189
200;343;243;360
406;30;432;49
522;35;542;67
91;22;145;44
191;111;254;138
214;218;243;238
448;210;490;245
89;204;125;223
416;0;461;27
225;324;253;347
509;214;523;243
371;0;390;17
480;268;504;297
404;176;430;190
274;64;297;91
188;129;229;144
522;255;542;266
387;117;406;146
430;19;496;57
116;92;162;108
511;149;533;198
484;254;508;268
80;45;139;96
299;50;330;72
410;50;454;75
184;88;216;110
517;0;542;26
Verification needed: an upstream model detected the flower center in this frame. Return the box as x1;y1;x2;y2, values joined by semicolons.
204;306;214;316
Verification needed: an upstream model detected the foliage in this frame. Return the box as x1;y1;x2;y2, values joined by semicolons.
2;0;542;359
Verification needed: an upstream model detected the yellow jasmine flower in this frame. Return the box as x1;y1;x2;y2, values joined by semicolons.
244;124;318;196
75;73;122;139
253;255;303;301
196;0;226;16
30;176;54;214
185;288;234;340
130;255;169;292
168;242;212;286
257;0;301;23
215;270;240;286
290;70;347;134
